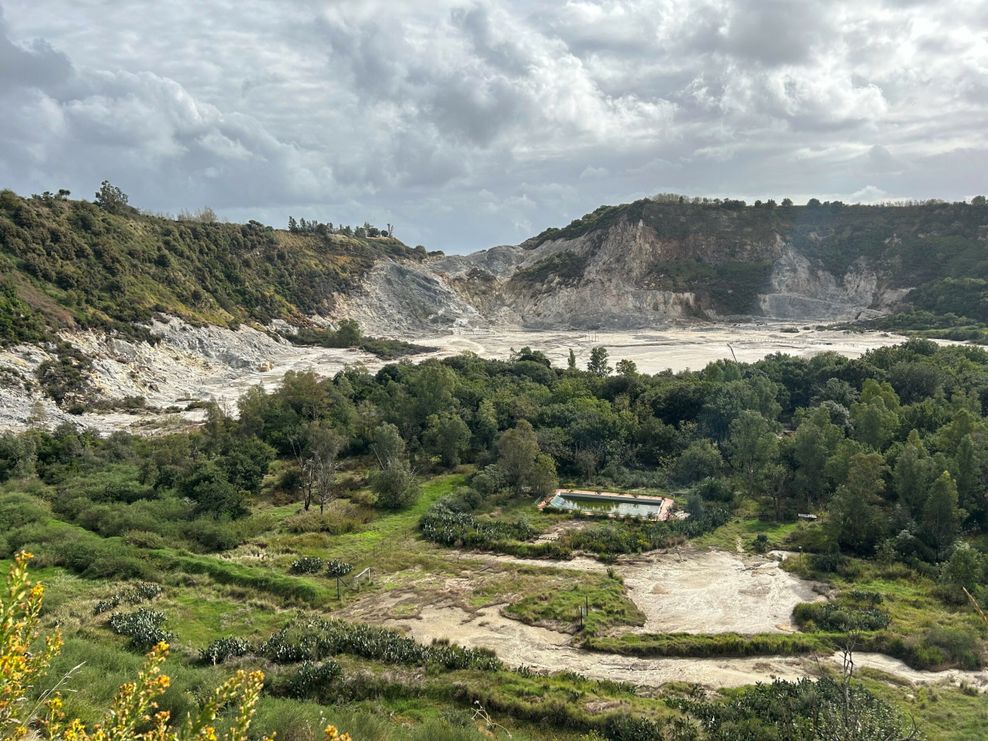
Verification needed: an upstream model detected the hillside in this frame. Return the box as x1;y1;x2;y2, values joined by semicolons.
417;197;988;329
0;189;419;345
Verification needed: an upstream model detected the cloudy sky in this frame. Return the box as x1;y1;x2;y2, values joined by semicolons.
2;1;987;253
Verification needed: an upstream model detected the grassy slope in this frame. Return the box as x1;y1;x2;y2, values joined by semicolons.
0;190;416;344
9;477;988;738
18;473;690;739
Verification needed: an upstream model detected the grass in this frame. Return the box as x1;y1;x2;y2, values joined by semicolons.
692;512;805;552
14;472;988;739
502;572;645;635
866;680;988;741
585;631;829;657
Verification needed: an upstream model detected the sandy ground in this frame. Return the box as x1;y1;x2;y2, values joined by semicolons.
414;323;914;375
476;548;822;634
388;602;988;690
366;547;988;691
0;321;919;434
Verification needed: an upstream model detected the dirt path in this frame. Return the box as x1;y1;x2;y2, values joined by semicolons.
386;603;988;692
389;604;814;688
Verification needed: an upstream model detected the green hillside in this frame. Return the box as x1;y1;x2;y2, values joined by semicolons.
0;190;417;345
528;197;988;319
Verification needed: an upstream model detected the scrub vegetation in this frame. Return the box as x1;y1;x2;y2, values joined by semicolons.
2;326;988;736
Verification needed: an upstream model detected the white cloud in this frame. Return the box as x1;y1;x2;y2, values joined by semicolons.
0;0;987;251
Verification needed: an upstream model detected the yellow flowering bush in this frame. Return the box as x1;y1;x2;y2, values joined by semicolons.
0;552;351;741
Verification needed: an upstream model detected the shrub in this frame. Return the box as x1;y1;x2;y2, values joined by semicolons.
257;618;501;671
199;636;253;665
106;608;173;651
289;556;325;574
674;677;910;740
93;582;163;614
792;600;891;632
420;504;536;548
272;660;343;700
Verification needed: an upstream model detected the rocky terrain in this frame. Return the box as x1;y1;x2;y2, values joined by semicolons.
339;198;983;332
3;192;987;432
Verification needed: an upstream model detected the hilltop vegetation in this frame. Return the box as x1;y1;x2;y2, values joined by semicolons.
526;196;988;318
0;188;417;345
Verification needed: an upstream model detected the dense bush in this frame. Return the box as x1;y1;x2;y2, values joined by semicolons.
93;581;163;614
420;503;536;548
289;556;325;574
793;593;891;633
199;636;253;665
270;660;343;700
257;618;501;671
106;608;173;650
675;676;910;740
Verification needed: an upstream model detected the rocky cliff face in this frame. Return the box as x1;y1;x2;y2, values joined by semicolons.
343;201;930;332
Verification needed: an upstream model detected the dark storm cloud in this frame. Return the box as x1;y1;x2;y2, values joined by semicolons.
1;0;986;252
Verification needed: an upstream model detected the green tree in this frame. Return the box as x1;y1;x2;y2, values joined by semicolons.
567;348;577;370
333;319;362;346
922;471;962;561
788;406;843;505
672;439;724;485
828;452;888;554
725;411;778;501
587;346;611;376
370;458;419;509
94;179;131;214
370;422;405;467
850;380;901;450
615;358;638;377
496;419;556;495
423;412;471;467
893;430;935;515
952;434;984;523
939;542;985;597
179;462;247;520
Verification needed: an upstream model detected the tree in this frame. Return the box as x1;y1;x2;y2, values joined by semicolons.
371;457;419;509
370;422;405;467
220;435;275;496
310;424;343;514
615;358;637;377
922;471;962;561
94;179;131;214
179;462;247;519
952;434;984;523
828;452;888;554
334;319;362;347
788;407;842;505
496;419;556;495
567;349;577;370
292;422;343;513
939;543;985;598
369;422;419;509
672;439;724;485
894;430;934;515
587;346;611;376
423;412;471;467
725;411;779;501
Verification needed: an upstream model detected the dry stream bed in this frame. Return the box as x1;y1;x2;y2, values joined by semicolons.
357;548;988;692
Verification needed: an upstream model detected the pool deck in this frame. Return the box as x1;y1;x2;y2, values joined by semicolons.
539;489;675;520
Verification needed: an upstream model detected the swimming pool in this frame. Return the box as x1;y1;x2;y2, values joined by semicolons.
544;490;674;520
